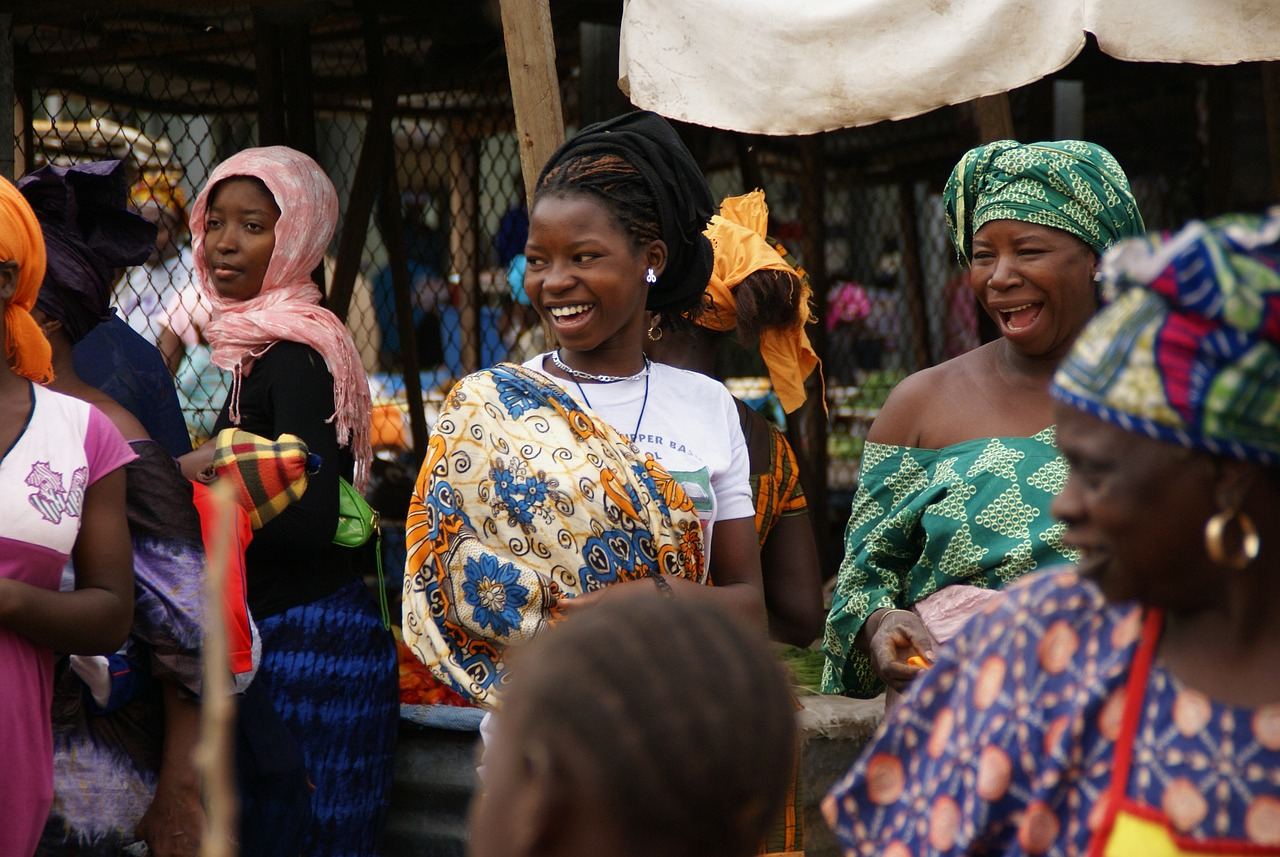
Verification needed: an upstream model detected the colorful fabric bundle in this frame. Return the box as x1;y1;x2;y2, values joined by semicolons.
212;428;317;529
191;479;257;677
1051;209;1280;466
943;139;1144;265
402;362;705;707
700;190;820;414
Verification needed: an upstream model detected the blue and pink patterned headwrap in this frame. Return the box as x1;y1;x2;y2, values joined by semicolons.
1051;209;1280;466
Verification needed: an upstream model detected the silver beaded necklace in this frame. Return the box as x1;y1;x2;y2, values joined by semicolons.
550;349;651;384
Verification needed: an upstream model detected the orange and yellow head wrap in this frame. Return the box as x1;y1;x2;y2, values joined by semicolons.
130;168;189;235
701;190;819;414
0;176;53;383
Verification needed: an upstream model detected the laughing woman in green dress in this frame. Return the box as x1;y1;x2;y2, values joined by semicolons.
822;140;1145;702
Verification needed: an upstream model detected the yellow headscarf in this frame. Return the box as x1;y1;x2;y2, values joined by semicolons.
0;176;52;383
701;190;819;414
130;168;189;234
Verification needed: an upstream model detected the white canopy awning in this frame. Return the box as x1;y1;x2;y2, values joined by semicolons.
619;0;1280;135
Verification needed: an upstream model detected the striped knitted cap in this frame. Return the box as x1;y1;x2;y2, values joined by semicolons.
212;428;318;529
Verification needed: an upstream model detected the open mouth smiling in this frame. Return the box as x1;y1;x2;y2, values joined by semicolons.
999;301;1043;331
548;303;593;322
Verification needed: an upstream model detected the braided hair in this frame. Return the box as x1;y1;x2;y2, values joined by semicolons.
533;111;716;317
534;153;705;321
498;592;796;857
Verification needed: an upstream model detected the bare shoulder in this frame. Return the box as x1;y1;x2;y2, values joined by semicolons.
865;345;995;448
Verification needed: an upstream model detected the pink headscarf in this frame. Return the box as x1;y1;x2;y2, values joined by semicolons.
191;146;372;491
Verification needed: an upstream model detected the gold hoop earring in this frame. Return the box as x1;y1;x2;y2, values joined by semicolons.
1204;508;1261;570
647;313;663;342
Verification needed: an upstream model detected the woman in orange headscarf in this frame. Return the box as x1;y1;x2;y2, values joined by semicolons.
0;175;134;855
646;189;825;648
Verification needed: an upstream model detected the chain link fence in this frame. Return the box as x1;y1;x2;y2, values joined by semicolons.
10;8;1276;577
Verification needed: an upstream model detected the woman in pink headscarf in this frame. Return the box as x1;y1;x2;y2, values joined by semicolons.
178;146;396;855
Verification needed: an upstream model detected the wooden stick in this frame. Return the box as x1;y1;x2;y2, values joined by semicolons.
971;93;1015;143
198;484;239;857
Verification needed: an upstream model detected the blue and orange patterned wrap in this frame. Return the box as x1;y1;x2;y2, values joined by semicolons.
401;362;705;708
1052;209;1280;467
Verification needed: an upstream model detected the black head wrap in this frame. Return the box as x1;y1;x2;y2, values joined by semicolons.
536;111;715;315
17;160;157;343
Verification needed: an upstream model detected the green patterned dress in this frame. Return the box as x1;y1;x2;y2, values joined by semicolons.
822;427;1078;697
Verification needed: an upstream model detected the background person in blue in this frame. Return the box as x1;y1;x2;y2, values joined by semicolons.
372;189;505;376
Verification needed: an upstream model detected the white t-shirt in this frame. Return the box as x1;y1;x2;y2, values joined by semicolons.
523;354;753;566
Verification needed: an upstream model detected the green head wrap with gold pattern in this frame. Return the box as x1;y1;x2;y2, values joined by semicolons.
943;139;1145;265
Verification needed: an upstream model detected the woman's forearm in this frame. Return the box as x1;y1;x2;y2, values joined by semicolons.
0;582;133;654
665;576;767;630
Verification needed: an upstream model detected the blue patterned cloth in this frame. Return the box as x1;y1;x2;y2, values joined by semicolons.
402;363;705;708
248;580;399;856
824;569;1280;855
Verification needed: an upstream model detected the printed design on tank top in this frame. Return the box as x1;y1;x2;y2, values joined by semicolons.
25;461;88;524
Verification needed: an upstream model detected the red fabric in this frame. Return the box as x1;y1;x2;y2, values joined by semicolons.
191;481;256;675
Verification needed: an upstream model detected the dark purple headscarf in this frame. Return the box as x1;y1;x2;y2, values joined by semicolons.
17;160;157;343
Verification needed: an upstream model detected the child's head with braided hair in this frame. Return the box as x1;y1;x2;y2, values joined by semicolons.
468;591;796;857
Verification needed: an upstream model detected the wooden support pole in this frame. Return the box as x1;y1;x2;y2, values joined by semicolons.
346;10;428;464
379;154;429;466
579;22;627;126
796;135;832;576
1204;73;1233;216
499;0;564;206
969;93;1012;345
447;119;481;374
898;181;933;369
1262;63;1280;205
735;134;765;193
252;9;286;147
280;20;318;158
328;10;398;323
970;92;1015;143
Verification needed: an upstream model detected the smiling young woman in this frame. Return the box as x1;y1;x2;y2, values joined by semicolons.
823;139;1146;704
401;111;765;712
523;194;662;369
